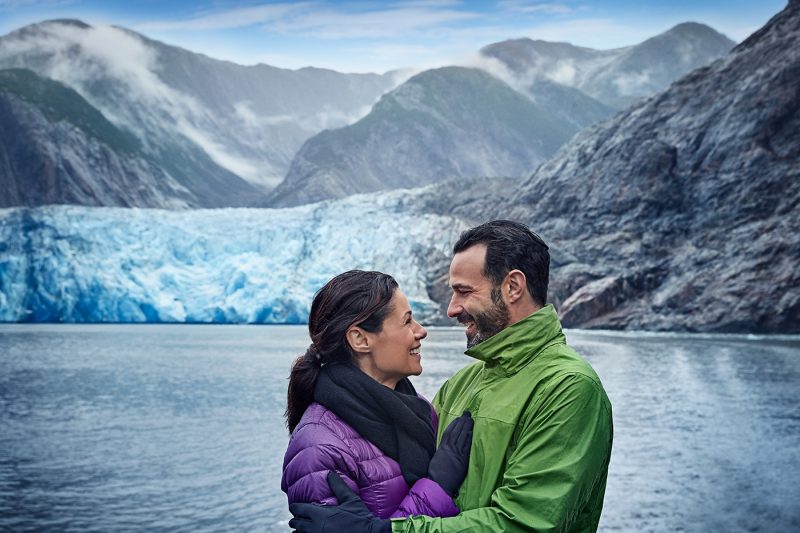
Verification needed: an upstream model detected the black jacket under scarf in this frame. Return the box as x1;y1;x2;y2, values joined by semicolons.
314;362;436;485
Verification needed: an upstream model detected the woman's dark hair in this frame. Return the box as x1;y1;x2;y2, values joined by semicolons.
285;270;398;433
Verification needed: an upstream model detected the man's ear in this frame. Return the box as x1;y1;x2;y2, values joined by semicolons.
346;326;371;354
505;269;527;304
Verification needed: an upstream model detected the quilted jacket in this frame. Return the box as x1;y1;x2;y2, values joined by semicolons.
282;401;459;519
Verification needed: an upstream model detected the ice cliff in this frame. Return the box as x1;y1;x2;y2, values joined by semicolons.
0;190;467;323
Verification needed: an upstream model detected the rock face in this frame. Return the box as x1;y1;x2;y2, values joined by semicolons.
268;67;576;207
0;68;260;208
271;24;732;208
482;22;735;109
455;2;800;332
0;19;397;203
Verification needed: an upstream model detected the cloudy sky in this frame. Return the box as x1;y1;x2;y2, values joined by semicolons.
0;0;788;73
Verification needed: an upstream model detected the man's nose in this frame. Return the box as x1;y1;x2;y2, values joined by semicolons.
447;296;462;318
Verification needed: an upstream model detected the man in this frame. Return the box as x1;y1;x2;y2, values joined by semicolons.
290;220;613;532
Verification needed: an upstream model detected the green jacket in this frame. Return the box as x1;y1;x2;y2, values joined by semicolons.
393;305;613;532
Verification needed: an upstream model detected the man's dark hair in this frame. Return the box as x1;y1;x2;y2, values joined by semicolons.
453;220;550;307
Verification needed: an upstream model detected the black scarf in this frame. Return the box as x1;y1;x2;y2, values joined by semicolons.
314;362;435;485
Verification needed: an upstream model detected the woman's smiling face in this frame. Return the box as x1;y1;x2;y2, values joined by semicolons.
356;289;427;388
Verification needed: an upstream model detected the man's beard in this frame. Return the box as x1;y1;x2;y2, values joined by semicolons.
458;285;510;349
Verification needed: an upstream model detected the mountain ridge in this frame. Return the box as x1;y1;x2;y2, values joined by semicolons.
0;19;398;205
267;66;575;207
481;22;735;109
269;22;734;207
443;1;800;332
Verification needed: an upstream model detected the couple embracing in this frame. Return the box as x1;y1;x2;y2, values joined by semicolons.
282;220;613;532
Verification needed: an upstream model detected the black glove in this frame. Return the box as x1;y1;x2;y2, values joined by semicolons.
427;411;473;496
288;471;391;533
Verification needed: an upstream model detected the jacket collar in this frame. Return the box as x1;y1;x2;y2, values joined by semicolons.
464;304;565;376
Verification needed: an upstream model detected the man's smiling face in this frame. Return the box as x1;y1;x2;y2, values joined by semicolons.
447;244;510;348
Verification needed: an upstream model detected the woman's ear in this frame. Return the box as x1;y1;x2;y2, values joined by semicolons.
346;326;371;354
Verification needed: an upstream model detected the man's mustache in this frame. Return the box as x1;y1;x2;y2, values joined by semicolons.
456;311;474;324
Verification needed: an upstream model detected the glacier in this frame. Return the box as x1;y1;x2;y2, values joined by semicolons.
0;190;468;323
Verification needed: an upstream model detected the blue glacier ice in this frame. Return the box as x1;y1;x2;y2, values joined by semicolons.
0;190;468;323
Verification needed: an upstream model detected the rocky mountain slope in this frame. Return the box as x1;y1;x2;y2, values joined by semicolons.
270;23;732;208
0;68;263;208
0;19;397;205
482;22;735;109
428;1;799;332
0;69;268;208
0;69;261;208
1;19;736;210
268;67;575;207
1;1;796;333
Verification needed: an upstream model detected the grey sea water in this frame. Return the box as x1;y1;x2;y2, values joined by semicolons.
0;324;798;532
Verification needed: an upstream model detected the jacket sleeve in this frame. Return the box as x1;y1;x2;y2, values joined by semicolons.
391;373;613;532
282;422;361;506
390;477;459;518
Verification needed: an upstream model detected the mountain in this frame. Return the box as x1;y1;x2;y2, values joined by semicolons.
0;190;468;324
522;77;615;131
430;1;800;332
1;5;797;333
268;67;576;207
582;22;739;108
1;19;734;210
482;22;735;109
0;68;261;208
0;19;397;205
270;23;729;208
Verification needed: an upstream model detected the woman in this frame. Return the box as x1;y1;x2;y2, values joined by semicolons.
282;270;472;519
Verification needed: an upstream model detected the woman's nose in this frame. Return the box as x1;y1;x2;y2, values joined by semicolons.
414;321;427;339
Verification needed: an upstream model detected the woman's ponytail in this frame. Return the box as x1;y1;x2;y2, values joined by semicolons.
285;344;322;433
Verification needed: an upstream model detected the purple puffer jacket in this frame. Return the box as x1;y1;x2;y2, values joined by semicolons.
281;402;459;519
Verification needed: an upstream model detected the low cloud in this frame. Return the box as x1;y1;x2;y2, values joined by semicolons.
234;101;294;127
457;52;529;90
308;104;373;131
548;60;577;84
613;70;652;95
0;22;275;187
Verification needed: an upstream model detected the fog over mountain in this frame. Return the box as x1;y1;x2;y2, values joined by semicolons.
269;67;575;207
0;18;736;210
422;1;800;332
0;68;261;208
268;23;733;207
482;22;736;109
0;19;397;205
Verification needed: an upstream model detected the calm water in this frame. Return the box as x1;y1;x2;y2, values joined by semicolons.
0;325;798;532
